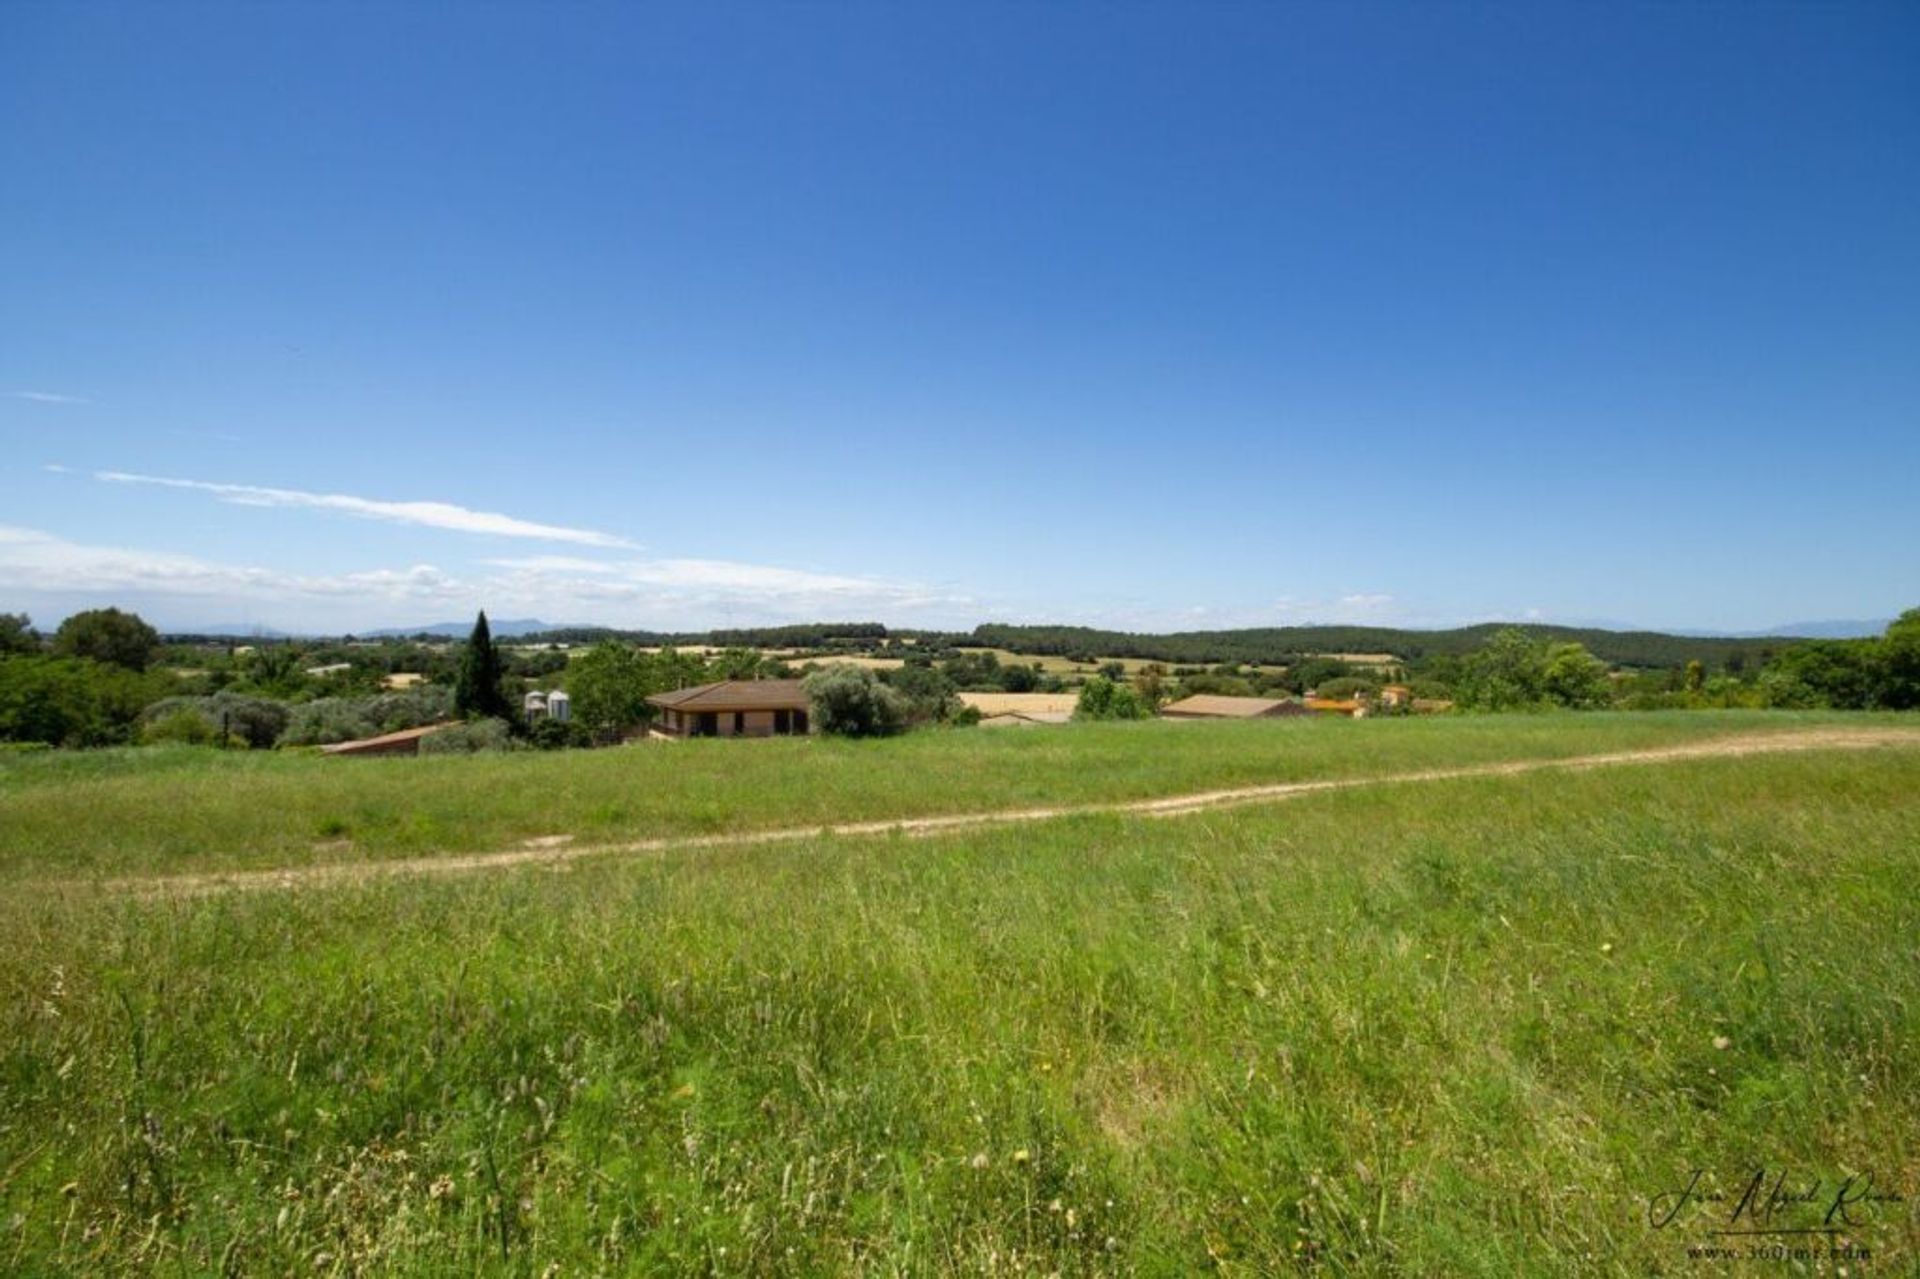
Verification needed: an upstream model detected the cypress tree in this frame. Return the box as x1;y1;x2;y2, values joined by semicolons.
453;610;511;720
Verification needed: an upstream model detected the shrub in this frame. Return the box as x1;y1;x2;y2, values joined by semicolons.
361;686;455;733
528;717;594;750
881;663;958;726
1074;676;1152;721
279;688;454;746
141;708;222;746
279;699;377;747
141;692;290;749
804;667;907;738
1313;676;1380;700
418;718;514;755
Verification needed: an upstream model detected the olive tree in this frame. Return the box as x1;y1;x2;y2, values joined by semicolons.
804;666;906;737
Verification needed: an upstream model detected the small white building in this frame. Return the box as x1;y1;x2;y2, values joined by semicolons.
546;690;571;722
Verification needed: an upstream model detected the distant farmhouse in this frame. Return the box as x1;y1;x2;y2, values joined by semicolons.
1160;694;1311;720
648;679;812;738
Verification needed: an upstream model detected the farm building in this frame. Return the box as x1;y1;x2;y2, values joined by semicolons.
1305;697;1365;718
523;690;571;721
319;723;455;757
648;679;811;738
1159;694;1309;720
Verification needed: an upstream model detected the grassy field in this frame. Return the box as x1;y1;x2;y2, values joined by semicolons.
3;715;1918;1274
0;711;1893;883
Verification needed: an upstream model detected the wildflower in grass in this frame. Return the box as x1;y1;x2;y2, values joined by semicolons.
1712;1035;1732;1051
1012;1148;1031;1165
969;1152;989;1170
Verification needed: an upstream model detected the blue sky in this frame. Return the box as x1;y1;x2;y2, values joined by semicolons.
3;2;1916;635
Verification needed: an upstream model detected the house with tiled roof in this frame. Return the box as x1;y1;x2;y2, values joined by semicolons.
647;679;812;738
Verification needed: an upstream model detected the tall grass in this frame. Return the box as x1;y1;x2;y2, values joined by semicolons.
2;743;1916;1274
0;710;1893;880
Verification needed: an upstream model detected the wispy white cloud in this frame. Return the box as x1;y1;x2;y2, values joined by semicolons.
0;526;973;630
8;390;90;404
0;526;465;605
92;470;634;548
480;555;969;617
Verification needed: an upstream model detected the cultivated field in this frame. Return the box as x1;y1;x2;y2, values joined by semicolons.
3;713;1918;1274
956;692;1081;717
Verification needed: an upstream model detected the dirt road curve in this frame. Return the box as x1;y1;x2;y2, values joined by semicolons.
64;726;1920;898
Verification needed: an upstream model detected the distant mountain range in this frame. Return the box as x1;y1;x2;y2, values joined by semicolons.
1731;619;1890;639
173;623;297;639
360;618;562;639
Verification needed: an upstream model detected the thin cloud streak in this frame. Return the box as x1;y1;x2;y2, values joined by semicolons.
93;470;635;548
8;390;90;404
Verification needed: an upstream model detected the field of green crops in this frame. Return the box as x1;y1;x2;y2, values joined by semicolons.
3;713;1918;1274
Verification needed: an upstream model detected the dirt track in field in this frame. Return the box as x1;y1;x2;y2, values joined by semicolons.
59;726;1920;898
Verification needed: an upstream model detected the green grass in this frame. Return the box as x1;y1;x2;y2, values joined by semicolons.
1;719;1917;1274
0;710;1897;881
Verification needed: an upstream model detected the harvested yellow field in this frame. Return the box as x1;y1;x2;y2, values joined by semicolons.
957;692;1081;715
789;655;906;671
1310;652;1399;667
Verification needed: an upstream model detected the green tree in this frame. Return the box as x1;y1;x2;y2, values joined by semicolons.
567;642;654;742
452;611;512;721
803;666;906;737
1758;640;1877;709
999;663;1042;693
709;647;764;680
52;607;160;671
0;656;162;746
0;613;37;655
1074;675;1152;721
1879;608;1920;710
1541;642;1612;709
1314;675;1381;701
1455;628;1546;711
649;646;712;694
882;662;958;725
1132;663;1169;707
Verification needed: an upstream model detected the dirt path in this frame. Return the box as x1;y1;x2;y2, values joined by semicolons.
61;726;1920;898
